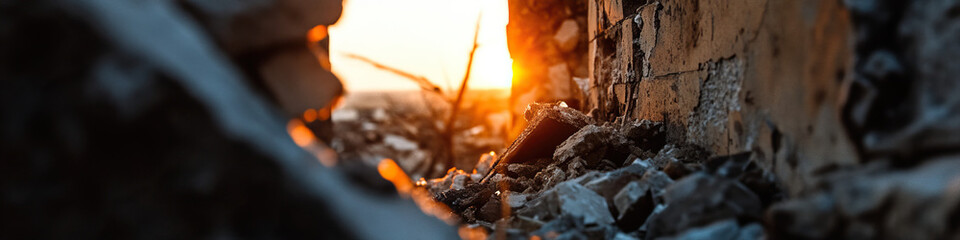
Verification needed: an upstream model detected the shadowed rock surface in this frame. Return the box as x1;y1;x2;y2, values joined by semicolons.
0;0;456;239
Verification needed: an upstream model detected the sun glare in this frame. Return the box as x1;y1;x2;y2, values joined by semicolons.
328;0;514;91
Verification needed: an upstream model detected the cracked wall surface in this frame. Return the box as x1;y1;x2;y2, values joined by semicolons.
586;0;859;194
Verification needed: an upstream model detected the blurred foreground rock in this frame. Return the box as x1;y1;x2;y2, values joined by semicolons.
0;0;455;239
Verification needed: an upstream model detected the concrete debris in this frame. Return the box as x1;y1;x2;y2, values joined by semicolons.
658;219;763;240
331;91;509;176
475;152;496;176
767;156;960;239
554;19;581;52
506;163;540;178
553;181;616;226
582;164;648;203
645;173;763;239
619;119;667;152
613;181;654;231
424;111;782;239
483;103;593;182
504;191;530;209
554;124;634;167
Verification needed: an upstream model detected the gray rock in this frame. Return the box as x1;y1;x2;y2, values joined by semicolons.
475;152;497;176
507;163;540;178
483;104;593;183
645;173;762;238
613;182;654;231
520;180;615;226
767;156;960;240
582;163;648;204
554;124;633;167
703;152;753;178
554;181;616;225
640;170;675;199
619;119;666;151
479;196;504;222
534;165;568;191
505;191;530;209
659;220;763;240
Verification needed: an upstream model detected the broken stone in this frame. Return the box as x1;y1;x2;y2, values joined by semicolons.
569;170;604;185
504;191;529;209
534;165;567;191
582;164;648;203
523;102;557;121
528;214;619;240
663;160;694;180
613;181;654;231
553;181;615;226
484;104;593;183
451;173;470;190
520;181;615;226
478;196;503;222
553;19;580;52
428;168;473;193
599;159;620;171
516;195;558;222
650;144;712;169
766;194;839;239
435;182;495;213
506;163;540;178
767;156;960;239
658;219;763;240
613;232;641;240
640;170;674;196
619;119;666;151
514;176;536;193
475;152;496;176
566;157;589;177
644;173;762;238
737;162;784;209
703;152;753;178
531;214;586;239
554;124;633;167
510;216;546;232
470;173;484;183
582;224;621;240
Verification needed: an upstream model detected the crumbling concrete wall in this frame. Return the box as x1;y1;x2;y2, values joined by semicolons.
583;0;860;195
506;0;589;139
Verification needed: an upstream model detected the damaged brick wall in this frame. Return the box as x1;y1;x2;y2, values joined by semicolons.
506;0;589;139
583;0;860;195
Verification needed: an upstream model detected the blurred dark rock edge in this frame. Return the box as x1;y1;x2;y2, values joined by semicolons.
0;0;455;239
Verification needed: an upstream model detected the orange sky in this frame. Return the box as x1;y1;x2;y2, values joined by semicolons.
328;0;513;92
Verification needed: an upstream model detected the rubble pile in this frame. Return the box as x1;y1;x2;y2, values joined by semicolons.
331;91;510;177
422;101;960;240
421;104;784;239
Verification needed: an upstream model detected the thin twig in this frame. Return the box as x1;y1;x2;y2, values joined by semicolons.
434;13;483;176
343;53;446;97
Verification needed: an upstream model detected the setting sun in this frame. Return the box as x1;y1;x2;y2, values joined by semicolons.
328;0;513;91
